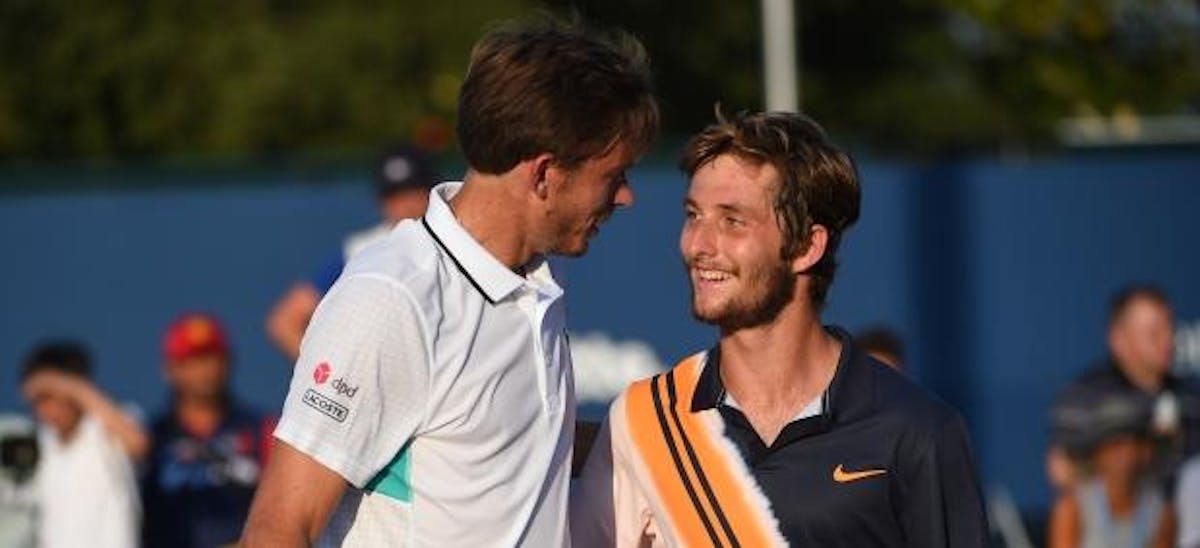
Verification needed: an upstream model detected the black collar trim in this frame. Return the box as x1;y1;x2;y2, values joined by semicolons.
421;216;496;305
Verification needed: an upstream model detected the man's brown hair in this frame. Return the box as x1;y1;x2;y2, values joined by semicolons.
457;17;659;174
1108;284;1172;327
680;110;861;308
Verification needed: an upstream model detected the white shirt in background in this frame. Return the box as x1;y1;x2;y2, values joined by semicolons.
35;415;140;548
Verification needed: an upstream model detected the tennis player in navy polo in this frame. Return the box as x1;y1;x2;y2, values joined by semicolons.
573;111;988;547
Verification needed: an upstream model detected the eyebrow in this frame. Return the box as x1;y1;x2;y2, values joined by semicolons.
683;198;746;214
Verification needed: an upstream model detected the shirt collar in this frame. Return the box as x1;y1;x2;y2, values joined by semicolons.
422;182;527;304
522;256;565;300
1107;357;1183;394
690;326;875;427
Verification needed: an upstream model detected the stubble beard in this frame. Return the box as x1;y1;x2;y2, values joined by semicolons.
690;260;796;331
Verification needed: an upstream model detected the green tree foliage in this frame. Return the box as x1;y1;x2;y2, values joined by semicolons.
560;0;1200;155
542;1;762;141
0;0;1196;161
0;0;531;160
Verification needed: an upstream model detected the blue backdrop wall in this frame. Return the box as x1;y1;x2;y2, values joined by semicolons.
2;151;1198;516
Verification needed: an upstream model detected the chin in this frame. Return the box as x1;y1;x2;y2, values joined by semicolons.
554;246;587;258
553;238;590;257
690;301;726;325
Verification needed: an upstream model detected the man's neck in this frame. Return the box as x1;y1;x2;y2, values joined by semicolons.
176;394;225;439
717;301;841;444
449;171;535;271
1117;360;1164;394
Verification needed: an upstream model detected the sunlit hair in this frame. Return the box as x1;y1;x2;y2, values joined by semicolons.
458;16;660;174
680;108;861;308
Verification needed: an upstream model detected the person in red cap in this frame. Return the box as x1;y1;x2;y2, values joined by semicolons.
140;312;275;548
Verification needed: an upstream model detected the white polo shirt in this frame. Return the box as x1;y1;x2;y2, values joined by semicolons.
274;182;575;547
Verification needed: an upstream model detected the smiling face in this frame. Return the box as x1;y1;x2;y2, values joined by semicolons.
681;154;798;330
538;144;637;257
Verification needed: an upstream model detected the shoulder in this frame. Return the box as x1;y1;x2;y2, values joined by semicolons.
1063;361;1128;394
858;358;973;463
342;220;437;283
605;355;702;462
343;223;393;258
611;374;657;424
337;220;463;315
1048;490;1083;540
608;352;709;453
613;351;706;409
870;358;961;428
321;232;438;325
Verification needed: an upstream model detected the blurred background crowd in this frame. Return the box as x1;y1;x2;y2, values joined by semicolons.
1;1;1198;547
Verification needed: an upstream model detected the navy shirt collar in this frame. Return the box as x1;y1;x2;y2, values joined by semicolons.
690;326;876;431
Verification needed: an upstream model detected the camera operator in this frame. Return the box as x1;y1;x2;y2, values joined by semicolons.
0;414;38;548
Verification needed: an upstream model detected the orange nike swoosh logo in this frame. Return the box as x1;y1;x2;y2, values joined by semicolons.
832;464;887;483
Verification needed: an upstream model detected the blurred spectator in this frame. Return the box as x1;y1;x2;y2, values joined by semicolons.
20;341;145;548
1051;285;1200;488
141;313;274;548
266;145;439;362
1048;388;1175;547
856;325;905;370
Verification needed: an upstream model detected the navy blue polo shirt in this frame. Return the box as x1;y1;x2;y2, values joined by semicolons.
141;398;273;548
686;328;989;547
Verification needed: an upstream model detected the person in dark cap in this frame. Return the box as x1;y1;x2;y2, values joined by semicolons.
1048;387;1177;547
1048;285;1200;496
266;145;440;361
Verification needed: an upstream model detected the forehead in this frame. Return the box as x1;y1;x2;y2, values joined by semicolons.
1119;296;1173;323
687;154;779;207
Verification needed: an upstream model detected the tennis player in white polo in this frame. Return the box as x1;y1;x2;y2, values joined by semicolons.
241;17;659;547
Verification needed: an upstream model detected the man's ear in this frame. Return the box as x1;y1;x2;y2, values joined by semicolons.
791;224;828;274
528;153;556;201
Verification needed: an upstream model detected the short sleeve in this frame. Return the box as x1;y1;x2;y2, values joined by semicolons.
274;273;430;487
896;413;990;547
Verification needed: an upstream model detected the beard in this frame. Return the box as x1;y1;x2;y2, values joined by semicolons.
689;258;796;331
